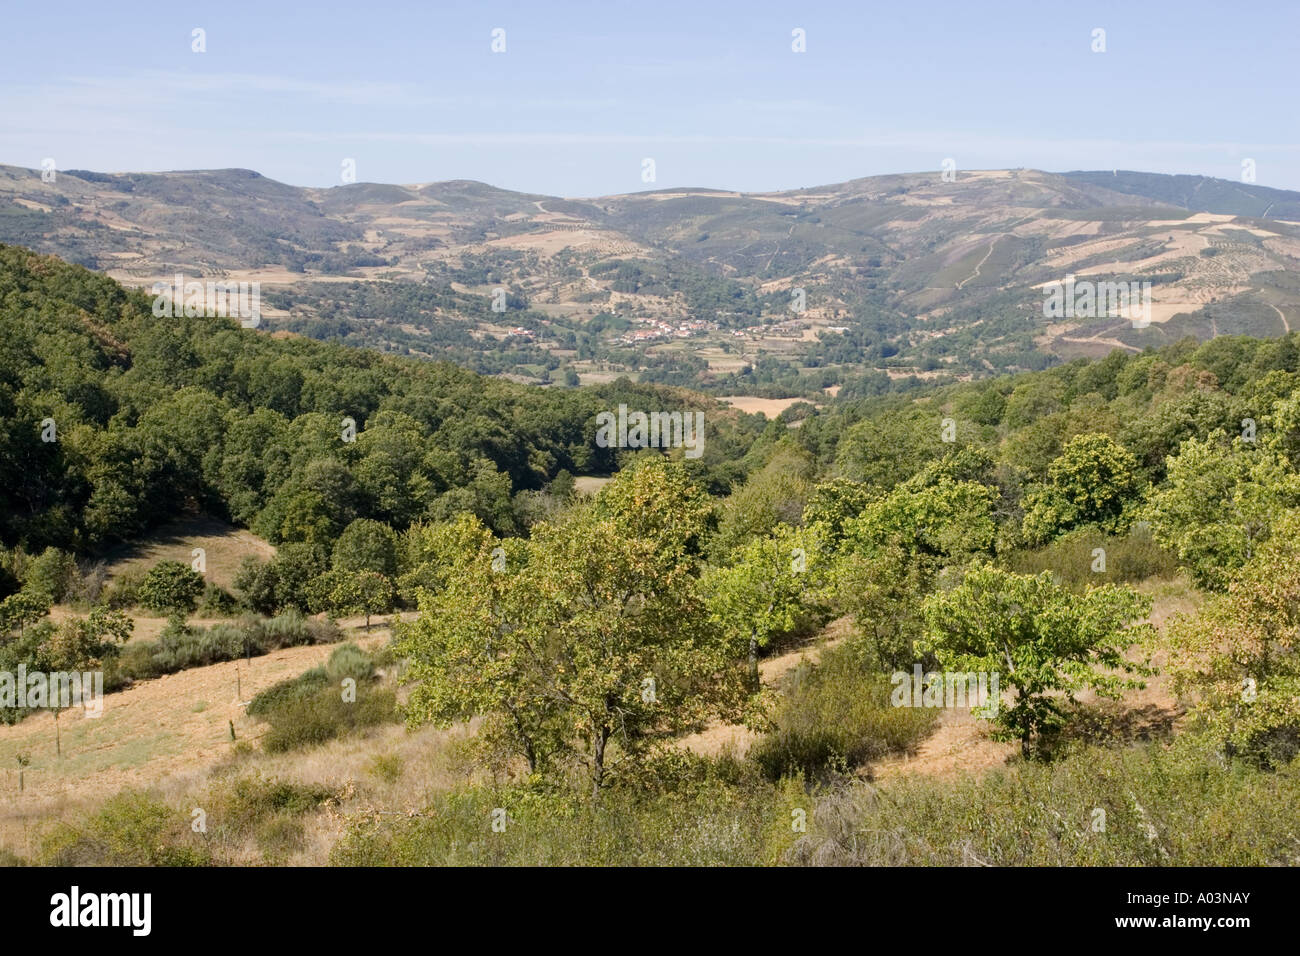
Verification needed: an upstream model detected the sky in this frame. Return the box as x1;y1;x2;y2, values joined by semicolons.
2;0;1298;197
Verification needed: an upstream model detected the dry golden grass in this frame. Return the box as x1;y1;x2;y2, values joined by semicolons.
572;476;612;496
0;628;388;799
718;395;810;418
0;607;480;864
101;514;275;592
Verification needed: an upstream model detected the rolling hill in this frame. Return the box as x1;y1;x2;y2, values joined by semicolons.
3;164;1299;391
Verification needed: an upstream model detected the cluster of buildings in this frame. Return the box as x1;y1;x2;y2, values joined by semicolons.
617;317;718;344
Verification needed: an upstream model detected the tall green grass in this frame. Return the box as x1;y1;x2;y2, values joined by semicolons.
751;644;938;781
790;735;1300;866
1002;525;1177;589
247;643;398;753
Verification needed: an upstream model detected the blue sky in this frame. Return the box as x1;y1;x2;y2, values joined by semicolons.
2;0;1297;196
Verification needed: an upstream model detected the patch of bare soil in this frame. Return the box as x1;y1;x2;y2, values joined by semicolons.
677;617;851;758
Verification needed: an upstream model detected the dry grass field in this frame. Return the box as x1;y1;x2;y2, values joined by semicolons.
100;515;276;592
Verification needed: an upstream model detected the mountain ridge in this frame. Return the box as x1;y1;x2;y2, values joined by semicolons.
3;163;1298;392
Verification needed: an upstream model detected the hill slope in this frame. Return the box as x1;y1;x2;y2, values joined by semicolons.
3;165;1300;388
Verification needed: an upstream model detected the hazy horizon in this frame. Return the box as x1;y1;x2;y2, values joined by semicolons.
9;161;1298;204
4;0;1299;194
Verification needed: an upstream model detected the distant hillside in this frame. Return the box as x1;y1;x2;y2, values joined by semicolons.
0;244;753;557
2;164;1299;392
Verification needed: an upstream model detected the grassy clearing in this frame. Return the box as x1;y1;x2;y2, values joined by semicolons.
99;515;275;593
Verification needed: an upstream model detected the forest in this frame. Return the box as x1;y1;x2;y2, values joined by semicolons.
1;242;1299;866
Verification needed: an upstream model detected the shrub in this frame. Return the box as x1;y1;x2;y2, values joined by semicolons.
212;775;335;829
137;560;205;614
751;645;937;780
326;642;373;681
1002;525;1178;589
248;644;399;753
65;560;107;605
248;666;330;718
790;735;1300;866
102;567;145;609
260;687;398;753
38;791;211;866
197;583;239;616
23;548;80;603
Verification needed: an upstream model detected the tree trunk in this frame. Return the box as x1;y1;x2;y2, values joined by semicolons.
523;736;536;774
591;729;607;801
748;635;760;691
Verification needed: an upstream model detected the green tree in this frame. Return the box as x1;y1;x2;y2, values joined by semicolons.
842;476;997;570
233;557;278;615
35;606;131;756
1021;433;1144;544
394;533;559;774
710;445;816;556
919;564;1153;757
22;548;79;604
1146;433;1300;590
332;518;399;577
832;542;929;670
396;514;493;603
1167;512;1300;767
137;561;205;615
0;589;52;640
308;569;395;630
703;524;828;689
834;411;962;491
590;455;713;559
802;477;876;548
399;470;744;798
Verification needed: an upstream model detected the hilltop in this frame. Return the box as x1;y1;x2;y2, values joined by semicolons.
4;164;1298;391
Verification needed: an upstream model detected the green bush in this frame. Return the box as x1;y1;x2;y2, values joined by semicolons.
751;645;937;781
23;548;80;603
325;642;373;681
1002;524;1177;589
197;583;240;616
330;764;800;866
261;687;398;753
249;644;399;752
38;791;211;866
137;560;205;614
253;608;341;649
247;666;330;718
102;567;145;609
211;775;335;830
790;735;1300;866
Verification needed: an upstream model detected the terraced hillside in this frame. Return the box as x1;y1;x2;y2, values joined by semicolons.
2;164;1298;391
